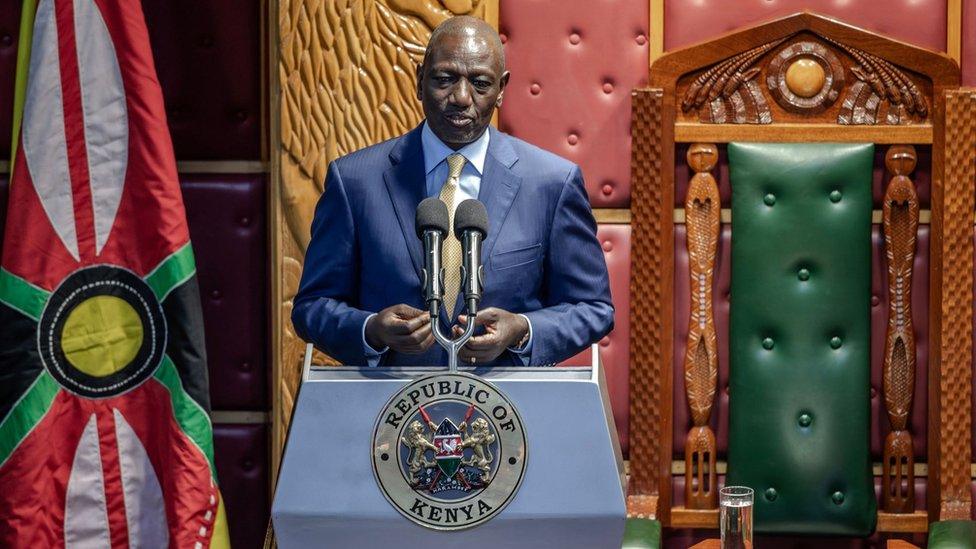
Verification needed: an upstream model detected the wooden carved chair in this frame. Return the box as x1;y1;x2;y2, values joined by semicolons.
626;12;975;547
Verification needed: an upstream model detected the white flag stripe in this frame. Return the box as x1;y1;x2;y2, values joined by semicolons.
64;415;111;549
23;0;79;261
74;0;128;255
114;409;169;548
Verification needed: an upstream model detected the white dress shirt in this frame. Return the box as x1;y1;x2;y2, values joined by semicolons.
362;122;533;366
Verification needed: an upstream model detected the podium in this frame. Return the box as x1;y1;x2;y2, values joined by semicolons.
271;344;627;548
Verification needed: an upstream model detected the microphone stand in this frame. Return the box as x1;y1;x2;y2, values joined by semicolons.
431;302;476;373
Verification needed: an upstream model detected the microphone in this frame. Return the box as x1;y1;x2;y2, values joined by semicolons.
415;198;450;317
453;199;489;314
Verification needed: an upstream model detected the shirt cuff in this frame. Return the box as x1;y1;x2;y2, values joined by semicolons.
507;314;533;365
362;313;389;367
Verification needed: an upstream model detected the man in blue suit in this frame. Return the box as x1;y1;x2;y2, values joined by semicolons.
292;16;613;367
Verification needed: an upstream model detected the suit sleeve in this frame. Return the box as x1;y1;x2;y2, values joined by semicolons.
291;161;373;365
522;166;615;365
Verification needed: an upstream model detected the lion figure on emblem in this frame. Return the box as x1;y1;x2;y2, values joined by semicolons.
401;420;436;473
461;418;496;482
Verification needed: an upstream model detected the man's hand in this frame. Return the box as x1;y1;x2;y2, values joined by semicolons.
365;304;434;355
452;307;529;364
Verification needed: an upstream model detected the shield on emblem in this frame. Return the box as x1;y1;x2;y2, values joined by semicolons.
433;418;464;477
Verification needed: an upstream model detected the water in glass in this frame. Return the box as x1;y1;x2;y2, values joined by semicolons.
720;486;754;549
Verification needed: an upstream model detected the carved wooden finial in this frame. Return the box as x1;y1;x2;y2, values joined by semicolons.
885;145;917;176
687;143;718;173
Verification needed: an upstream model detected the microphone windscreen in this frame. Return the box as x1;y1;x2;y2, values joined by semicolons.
415;197;450;238
453;199;489;239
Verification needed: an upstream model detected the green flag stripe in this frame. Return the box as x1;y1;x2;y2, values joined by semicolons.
0;372;60;468
153;355;217;479
11;0;38;170
145;243;196;302
0;268;51;321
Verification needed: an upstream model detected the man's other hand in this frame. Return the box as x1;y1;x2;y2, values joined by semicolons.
366;304;434;354
453;307;529;363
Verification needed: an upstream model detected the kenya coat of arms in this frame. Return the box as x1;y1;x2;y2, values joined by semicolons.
372;372;527;530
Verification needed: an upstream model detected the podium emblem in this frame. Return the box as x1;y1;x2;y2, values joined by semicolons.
372;372;527;530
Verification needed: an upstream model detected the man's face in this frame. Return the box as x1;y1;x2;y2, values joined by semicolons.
417;32;509;149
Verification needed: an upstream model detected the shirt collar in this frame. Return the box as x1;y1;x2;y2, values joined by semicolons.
421;121;490;176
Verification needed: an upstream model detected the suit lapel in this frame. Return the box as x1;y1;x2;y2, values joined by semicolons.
450;128;522;320
383;126;427;278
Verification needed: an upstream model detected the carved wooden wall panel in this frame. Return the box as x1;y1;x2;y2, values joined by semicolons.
937;89;975;520
271;0;498;474
628;88;670;520
677;31;933;127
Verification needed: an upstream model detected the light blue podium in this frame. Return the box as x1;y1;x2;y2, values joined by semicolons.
271;344;626;548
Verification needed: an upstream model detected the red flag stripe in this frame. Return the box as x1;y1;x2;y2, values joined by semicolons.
54;0;96;262
96;412;130;549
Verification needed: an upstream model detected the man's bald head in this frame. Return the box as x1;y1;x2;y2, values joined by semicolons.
416;16;510;149
424;16;505;74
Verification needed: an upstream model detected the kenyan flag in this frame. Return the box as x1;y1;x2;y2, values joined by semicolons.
0;1;229;547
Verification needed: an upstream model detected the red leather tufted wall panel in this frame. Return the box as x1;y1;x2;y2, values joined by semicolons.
214;424;269;549
498;0;648;207
182;176;268;410
0;3;21;161
561;224;631;456
142;0;261;160
673;225;931;460
664;0;947;52
675;144;933;208
964;0;976;86
0;1;261;161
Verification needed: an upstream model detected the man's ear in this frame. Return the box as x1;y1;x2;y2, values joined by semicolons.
495;71;511;108
415;63;424;102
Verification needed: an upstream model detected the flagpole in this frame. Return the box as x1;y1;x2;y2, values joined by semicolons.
9;0;38;173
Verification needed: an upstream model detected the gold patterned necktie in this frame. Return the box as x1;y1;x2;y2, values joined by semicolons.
439;153;466;316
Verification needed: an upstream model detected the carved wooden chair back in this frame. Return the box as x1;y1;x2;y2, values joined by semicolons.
627;11;973;537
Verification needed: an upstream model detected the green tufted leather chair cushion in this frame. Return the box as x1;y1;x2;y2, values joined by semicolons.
621;518;661;548
928;520;976;548
726;143;877;536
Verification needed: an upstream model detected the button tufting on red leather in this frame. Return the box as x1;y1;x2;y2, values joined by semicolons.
601;184;613;196
529;83;541;95
500;0;647;208
182;175;268;411
567;133;579;145
664;0;946;52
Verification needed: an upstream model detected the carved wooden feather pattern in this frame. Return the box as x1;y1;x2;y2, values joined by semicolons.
881;145;918;514
274;0;496;469
681;39;783;124
683;144;720;510
829;37;928;125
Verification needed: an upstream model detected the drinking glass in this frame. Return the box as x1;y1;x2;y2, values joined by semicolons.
720;486;754;549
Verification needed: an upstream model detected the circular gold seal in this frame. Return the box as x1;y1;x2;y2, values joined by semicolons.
372;372;527;530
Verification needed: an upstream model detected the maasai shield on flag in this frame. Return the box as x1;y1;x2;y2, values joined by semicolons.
0;1;230;547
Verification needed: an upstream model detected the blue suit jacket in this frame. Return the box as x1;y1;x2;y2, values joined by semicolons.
291;125;613;366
